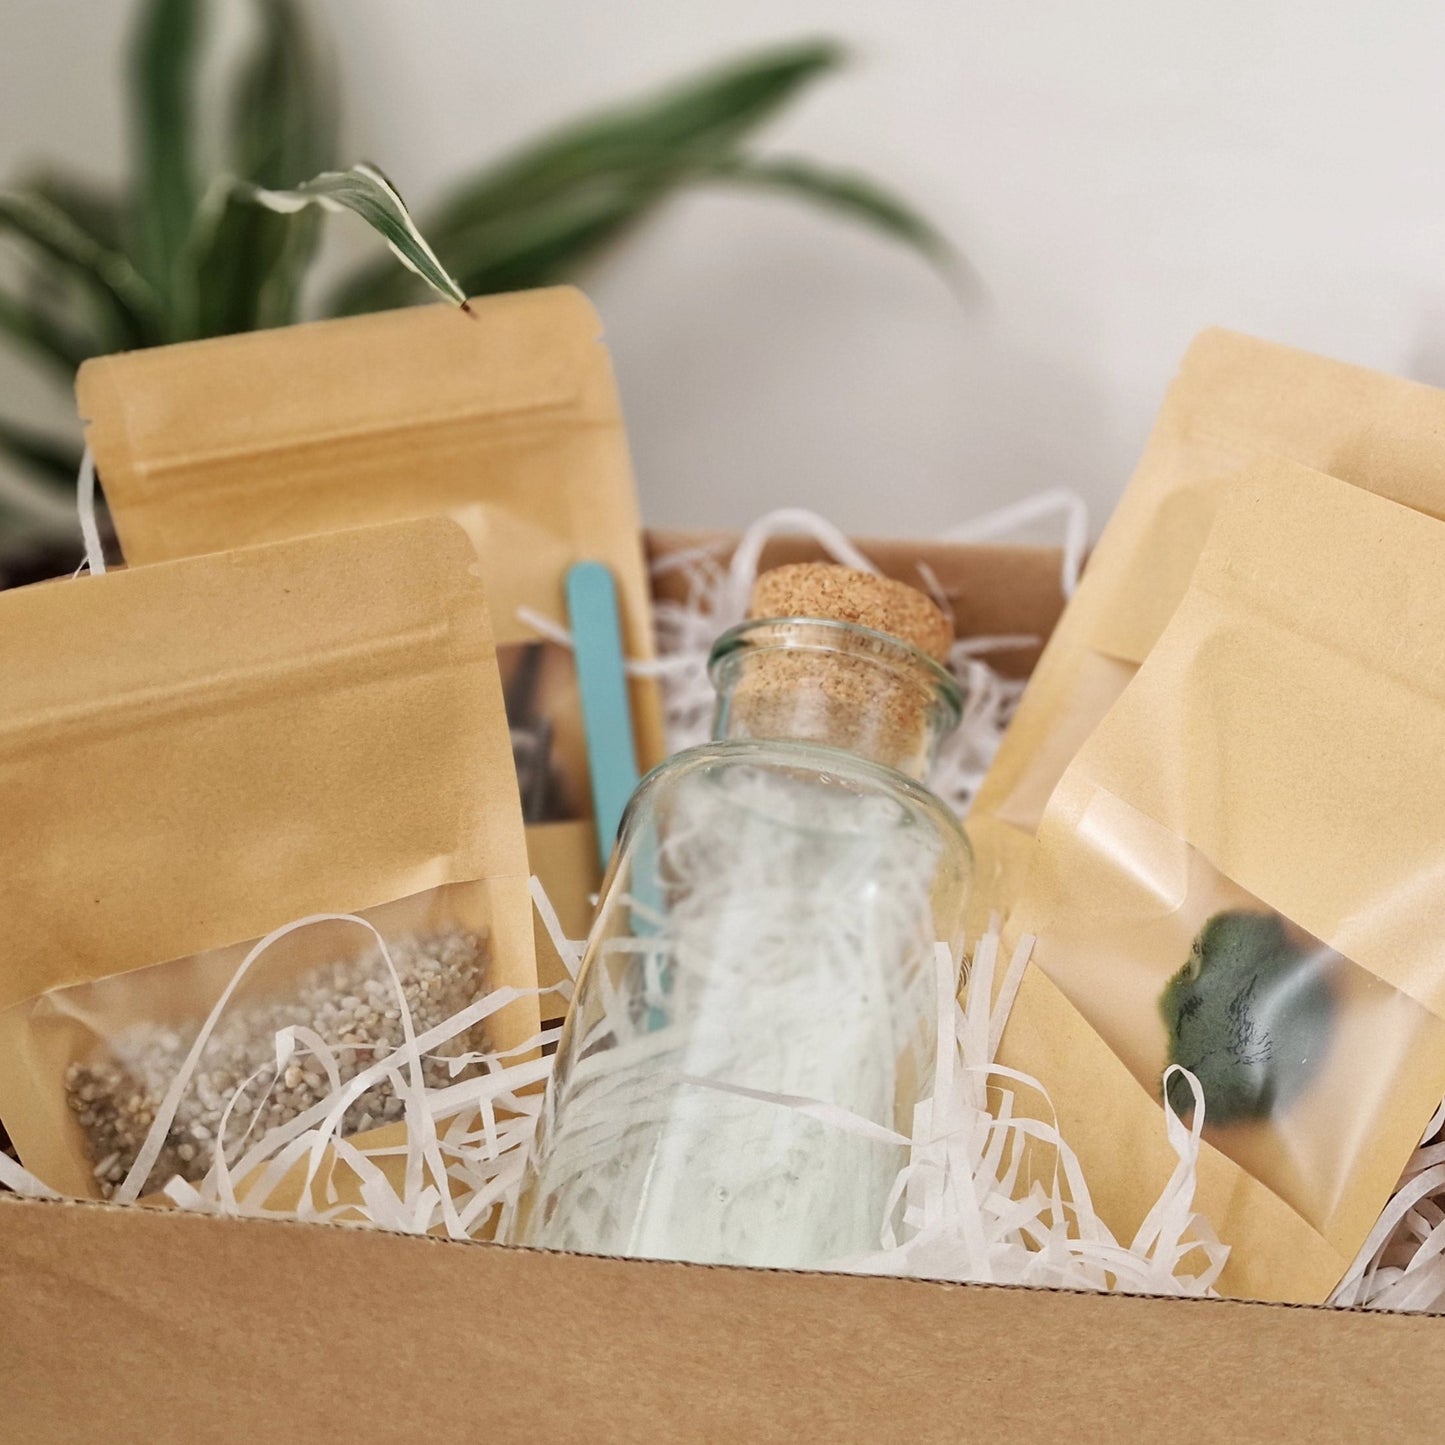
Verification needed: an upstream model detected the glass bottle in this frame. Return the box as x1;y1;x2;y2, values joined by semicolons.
509;567;973;1268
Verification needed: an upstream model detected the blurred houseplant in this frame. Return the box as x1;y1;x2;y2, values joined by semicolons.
0;0;948;582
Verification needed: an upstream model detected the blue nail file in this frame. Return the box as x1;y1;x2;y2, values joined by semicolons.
569;554;670;1028
566;561;641;870
566;561;669;1030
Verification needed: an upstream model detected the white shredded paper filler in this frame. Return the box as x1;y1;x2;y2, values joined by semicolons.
15;492;1435;1309
522;503;1074;813
5;882;1225;1297
1331;1097;1445;1313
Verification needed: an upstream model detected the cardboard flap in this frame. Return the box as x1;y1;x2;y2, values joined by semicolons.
0;1197;1438;1439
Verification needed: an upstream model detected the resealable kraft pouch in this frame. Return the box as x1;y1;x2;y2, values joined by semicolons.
1002;457;1445;1303
0;517;539;1202
970;328;1445;919
76;285;665;971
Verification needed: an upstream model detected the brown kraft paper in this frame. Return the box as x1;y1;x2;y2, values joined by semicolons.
0;517;538;1199
76;286;664;982
1000;458;1445;1302
970;327;1445;920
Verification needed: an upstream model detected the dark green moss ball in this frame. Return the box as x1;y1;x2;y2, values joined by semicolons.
1160;910;1334;1125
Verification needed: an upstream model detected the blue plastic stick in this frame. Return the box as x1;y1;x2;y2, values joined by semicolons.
566;561;641;870
566;561;670;1028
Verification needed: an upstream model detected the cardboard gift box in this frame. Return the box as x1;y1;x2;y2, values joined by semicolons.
3;533;1441;1442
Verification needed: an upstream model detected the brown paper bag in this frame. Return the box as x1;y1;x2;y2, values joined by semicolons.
971;328;1445;917
76;286;664;979
0;517;539;1200
1002;457;1445;1302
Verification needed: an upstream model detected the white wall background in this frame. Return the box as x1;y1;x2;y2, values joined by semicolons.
5;0;1445;541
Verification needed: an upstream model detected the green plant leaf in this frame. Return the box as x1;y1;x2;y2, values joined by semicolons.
247;163;467;307
0;411;83;552
188;0;340;336
190;200;322;335
232;0;338;186
327;174;668;314
325;38;845;314
21;169;127;254
326;150;954;315
0;284;99;375
433;38;843;225
129;0;206;307
444;181;665;297
0;190;164;347
701;155;954;268
0;419;79;485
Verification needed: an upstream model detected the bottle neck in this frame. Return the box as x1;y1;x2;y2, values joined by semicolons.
707;619;961;781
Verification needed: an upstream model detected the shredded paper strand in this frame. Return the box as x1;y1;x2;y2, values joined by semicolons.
28;496;1437;1310
4;879;1226;1299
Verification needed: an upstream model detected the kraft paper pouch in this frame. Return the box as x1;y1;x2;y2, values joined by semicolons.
0;517;539;1201
76;286;664;981
1002;458;1445;1302
970;328;1445;918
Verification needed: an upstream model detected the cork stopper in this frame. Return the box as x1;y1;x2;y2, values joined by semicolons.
708;563;959;778
748;563;954;662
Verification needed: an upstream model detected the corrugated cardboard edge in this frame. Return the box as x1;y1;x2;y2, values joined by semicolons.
1;1193;1440;1441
